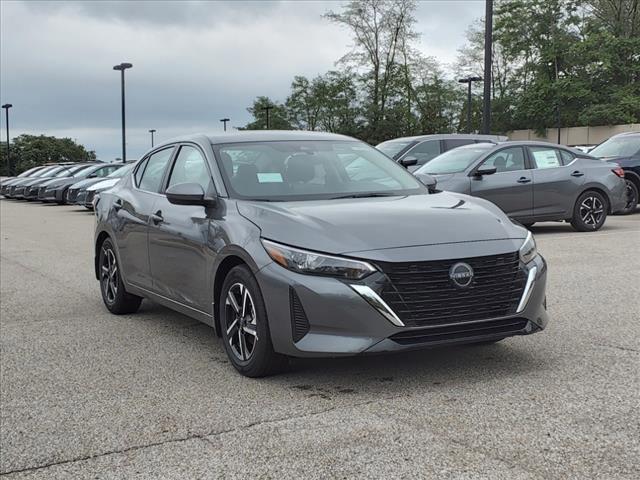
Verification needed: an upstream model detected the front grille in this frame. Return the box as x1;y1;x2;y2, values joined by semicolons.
390;318;529;345
378;252;526;327
289;287;310;342
68;188;79;203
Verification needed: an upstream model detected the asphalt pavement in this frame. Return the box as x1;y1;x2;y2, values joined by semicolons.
1;199;639;479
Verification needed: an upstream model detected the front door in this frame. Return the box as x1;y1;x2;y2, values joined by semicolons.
148;145;214;313
470;146;534;219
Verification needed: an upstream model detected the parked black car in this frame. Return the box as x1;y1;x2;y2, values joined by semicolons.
8;165;79;199
38;163;122;204
588;132;640;214
22;164;94;200
376;134;507;171
1;165;50;196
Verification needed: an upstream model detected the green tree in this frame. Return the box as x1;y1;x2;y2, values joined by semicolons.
242;96;291;130
0;134;96;176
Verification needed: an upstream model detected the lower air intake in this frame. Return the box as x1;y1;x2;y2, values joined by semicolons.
289;287;310;342
390;318;528;345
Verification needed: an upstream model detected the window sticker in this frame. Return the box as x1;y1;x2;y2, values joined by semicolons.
533;150;561;168
257;172;283;183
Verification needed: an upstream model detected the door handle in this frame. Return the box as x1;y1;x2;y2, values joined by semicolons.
150;211;164;225
571;171;584;177
517;177;532;184
113;199;123;211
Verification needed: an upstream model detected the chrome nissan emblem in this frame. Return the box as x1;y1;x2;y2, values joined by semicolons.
449;262;474;288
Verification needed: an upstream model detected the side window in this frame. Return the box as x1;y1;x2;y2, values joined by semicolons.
482;147;526;173
443;139;474;151
134;158;149;187
529;146;563;169
408;140;441;165
94;166;115;178
138;148;174;192
167;145;212;192
559;149;575;165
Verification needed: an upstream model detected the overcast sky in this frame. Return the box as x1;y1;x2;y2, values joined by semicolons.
0;0;484;160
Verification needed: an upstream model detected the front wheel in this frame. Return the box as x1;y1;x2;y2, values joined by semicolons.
570;191;608;232
219;265;286;377
99;238;142;314
57;188;70;205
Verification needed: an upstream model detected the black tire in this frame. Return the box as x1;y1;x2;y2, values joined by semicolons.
219;265;287;377
57;188;70;205
615;179;638;215
98;238;142;314
570;190;608;232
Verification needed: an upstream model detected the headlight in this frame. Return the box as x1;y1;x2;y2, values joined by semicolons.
261;239;376;279
519;231;537;264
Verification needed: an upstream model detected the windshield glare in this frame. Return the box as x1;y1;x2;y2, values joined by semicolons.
376;140;416;159
215;140;425;201
416;147;489;175
589;136;640;158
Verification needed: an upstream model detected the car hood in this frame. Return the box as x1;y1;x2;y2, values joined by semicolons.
236;192;524;255
70;177;104;190
600;155;638;168
87;178;119;191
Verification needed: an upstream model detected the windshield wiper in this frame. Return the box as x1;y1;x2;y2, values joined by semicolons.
330;192;399;200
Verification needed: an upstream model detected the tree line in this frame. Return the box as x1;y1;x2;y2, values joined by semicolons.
242;0;640;144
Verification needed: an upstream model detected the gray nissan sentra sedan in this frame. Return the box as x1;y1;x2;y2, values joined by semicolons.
95;131;548;377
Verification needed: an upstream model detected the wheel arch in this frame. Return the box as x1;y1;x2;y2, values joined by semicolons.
94;230;111;280
624;169;640;191
576;185;612;213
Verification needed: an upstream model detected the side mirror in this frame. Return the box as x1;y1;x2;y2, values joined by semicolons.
88;173;97;178
399;156;418;168
166;183;216;207
415;173;438;193
474;166;497;177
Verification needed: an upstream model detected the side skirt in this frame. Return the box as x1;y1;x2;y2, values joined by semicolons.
125;282;215;328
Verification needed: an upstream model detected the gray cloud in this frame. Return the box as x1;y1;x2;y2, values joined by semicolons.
1;1;484;159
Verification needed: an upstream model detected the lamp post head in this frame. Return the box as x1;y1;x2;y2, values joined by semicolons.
220;118;230;122
458;76;483;84
1;104;12;109
113;62;133;71
149;129;156;134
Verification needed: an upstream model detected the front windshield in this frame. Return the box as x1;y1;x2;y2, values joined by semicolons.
70;165;95;177
41;166;66;178
589;136;640;158
108;164;133;178
416;146;490;175
376;140;417;159
215;140;425;201
53;165;85;178
18;167;42;177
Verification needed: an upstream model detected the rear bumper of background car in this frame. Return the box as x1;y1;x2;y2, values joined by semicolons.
256;252;548;358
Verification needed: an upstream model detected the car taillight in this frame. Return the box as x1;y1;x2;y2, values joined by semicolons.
612;167;625;178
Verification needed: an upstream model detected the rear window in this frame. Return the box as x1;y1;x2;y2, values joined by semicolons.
589;136;640;158
376;140;417;159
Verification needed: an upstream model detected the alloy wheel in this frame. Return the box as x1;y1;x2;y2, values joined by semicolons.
224;282;258;361
579;195;604;228
101;247;119;304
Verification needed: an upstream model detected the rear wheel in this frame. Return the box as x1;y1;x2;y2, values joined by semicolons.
99;238;142;314
219;265;286;377
570;190;608;232
615;179;638;215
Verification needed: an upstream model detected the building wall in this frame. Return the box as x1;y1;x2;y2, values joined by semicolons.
508;124;640;146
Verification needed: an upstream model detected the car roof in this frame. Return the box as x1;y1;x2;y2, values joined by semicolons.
610;131;640;138
175;130;355;145
379;133;508;144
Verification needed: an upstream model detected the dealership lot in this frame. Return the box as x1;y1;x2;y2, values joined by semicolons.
0;200;638;479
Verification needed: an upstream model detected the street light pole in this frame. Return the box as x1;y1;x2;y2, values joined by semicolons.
261;105;273;129
457;77;482;133
1;104;12;176
220;118;230;132
149;129;156;148
113;62;133;163
482;0;493;134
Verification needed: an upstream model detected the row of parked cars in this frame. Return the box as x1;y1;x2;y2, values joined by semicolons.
1;129;636;377
0;160;134;208
377;131;639;230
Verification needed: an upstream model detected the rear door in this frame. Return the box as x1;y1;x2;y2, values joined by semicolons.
147;144;213;312
470;146;534;218
114;147;175;289
528;146;584;218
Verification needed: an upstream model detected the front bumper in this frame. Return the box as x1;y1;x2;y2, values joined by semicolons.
38;186;60;202
256;254;548;358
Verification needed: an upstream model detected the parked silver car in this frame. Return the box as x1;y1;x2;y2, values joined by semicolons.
414;141;627;231
377;134;507;171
